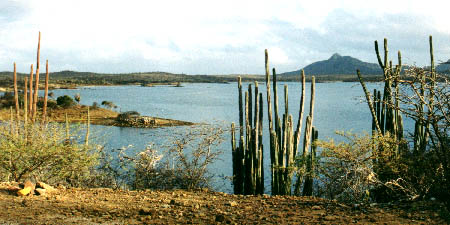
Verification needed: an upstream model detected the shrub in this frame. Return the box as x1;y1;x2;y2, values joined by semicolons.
117;111;140;121
91;102;99;110
316;131;408;203
101;100;116;110
0;121;99;186
56;95;76;108
103;124;225;190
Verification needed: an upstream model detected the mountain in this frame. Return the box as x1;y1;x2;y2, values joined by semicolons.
281;53;382;76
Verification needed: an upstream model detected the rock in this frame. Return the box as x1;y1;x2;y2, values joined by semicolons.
35;188;46;196
17;187;32;196
226;201;238;207
312;205;321;210
37;182;57;193
324;215;337;221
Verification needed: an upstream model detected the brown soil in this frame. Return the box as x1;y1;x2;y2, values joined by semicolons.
0;184;447;225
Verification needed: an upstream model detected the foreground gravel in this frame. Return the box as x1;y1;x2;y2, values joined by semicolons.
0;184;448;224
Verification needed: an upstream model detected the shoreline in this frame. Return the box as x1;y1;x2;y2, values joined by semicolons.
0;106;194;128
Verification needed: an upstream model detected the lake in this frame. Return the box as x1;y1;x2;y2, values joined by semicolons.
48;81;412;193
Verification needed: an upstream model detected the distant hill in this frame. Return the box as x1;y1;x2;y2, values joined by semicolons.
436;60;450;74
281;53;382;76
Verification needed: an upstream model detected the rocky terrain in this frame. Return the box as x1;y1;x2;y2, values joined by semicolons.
0;182;448;224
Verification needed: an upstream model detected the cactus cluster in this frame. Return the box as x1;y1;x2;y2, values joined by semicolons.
231;77;264;195
357;36;438;181
232;49;318;196
10;32;90;143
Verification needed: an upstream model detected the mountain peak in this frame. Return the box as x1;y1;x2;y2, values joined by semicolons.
329;53;342;60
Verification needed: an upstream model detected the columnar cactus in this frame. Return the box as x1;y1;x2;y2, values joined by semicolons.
232;49;317;196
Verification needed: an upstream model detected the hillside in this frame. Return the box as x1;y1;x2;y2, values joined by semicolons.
282;53;382;76
0;54;389;88
437;60;450;73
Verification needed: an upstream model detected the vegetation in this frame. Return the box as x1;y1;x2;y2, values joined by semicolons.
315;132;402;203
56;95;76;108
101;100;117;110
353;36;450;208
0;32;224;192
94;124;225;190
229;39;449;213
0;121;99;186
231;50;319;196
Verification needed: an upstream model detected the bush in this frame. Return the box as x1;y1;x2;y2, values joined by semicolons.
91;102;99;110
101;100;116;110
56;95;76;108
117;111;140;121
36;98;58;109
0;121;99;186
102;124;225;190
316;132;407;203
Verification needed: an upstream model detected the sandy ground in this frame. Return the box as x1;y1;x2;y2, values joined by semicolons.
0;183;448;225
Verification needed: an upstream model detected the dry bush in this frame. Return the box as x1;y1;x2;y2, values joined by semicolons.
135;124;225;190
0;121;99;186
107;124;225;190
316;131;411;203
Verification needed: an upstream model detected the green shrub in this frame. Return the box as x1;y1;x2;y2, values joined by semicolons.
56;95;76;108
117;111;140;121
0;121;99;186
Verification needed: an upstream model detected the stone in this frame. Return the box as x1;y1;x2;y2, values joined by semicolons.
17;187;32;196
35;188;46;196
37;182;56;193
324;215;337;221
312;205;321;210
226;201;238;207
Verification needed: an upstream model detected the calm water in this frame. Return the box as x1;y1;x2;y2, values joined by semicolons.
49;82;411;192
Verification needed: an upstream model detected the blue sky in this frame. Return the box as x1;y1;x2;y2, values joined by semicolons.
1;0;450;74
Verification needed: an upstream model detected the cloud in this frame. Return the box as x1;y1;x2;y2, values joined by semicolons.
0;0;450;74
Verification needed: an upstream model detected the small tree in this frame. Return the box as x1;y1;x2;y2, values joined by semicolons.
56;95;76;108
101;100;116;110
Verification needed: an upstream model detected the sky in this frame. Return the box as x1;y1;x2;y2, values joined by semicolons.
1;0;450;75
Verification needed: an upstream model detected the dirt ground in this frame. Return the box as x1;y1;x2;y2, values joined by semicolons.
0;184;448;224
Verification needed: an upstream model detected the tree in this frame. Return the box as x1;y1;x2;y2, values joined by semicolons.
56;95;76;108
101;100;116;110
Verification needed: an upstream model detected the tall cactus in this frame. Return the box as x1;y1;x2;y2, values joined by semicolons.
13;62;19;122
357;37;442;182
28;64;34;118
42;60;50;123
32;32;41;122
232;78;264;195
232;49;318;196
